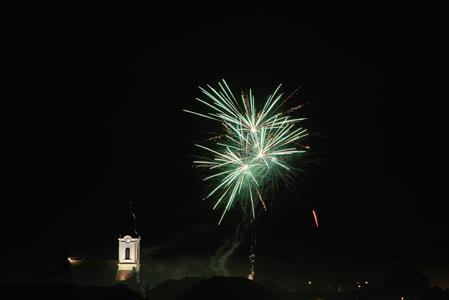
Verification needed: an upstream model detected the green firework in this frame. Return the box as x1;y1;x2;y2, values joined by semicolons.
185;80;308;224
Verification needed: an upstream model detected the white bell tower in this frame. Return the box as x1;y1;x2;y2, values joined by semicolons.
116;201;141;281
117;235;140;275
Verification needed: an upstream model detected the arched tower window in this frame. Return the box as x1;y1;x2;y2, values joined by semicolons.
125;247;130;260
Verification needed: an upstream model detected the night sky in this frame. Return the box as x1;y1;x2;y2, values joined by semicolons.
2;3;448;289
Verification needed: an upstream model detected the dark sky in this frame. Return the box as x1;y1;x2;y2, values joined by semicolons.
2;3;448;288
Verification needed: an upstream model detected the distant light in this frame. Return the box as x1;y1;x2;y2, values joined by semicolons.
118;273;128;281
401;297;405;300
247;271;254;281
358;284;361;288
308;281;312;285
67;257;82;266
365;281;368;285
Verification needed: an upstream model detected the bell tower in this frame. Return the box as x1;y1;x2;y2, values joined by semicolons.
116;200;141;281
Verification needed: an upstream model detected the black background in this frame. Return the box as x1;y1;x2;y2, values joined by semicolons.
2;3;448;288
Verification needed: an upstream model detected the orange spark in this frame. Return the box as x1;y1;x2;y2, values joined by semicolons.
312;209;319;228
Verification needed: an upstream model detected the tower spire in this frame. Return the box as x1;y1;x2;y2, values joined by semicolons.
129;200;139;237
121;200;139;238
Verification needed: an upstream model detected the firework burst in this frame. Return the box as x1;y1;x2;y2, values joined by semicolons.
185;80;309;224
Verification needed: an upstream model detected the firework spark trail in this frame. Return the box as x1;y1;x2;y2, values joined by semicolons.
185;80;309;224
312;209;319;228
247;219;257;280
